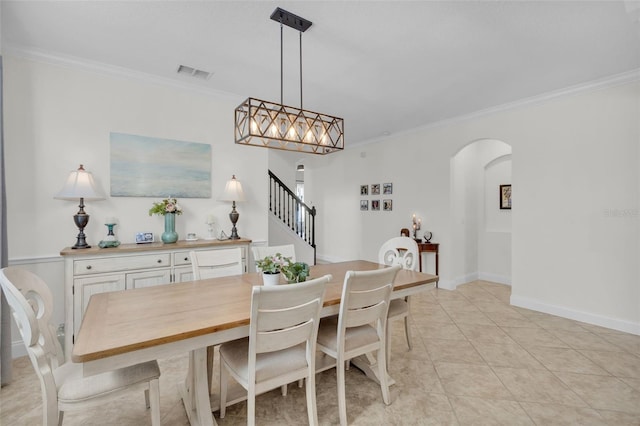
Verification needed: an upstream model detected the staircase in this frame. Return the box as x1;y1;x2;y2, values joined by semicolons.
268;170;316;263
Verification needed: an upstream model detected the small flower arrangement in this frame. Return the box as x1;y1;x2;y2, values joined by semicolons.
256;253;289;274
149;197;183;216
256;253;310;283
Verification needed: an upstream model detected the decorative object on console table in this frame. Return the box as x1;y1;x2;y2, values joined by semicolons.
54;164;105;249
412;214;421;241
219;175;245;240
205;214;216;240
148;197;182;244
423;231;433;243
98;218;120;248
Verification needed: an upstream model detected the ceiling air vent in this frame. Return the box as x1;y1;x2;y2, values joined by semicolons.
176;65;212;80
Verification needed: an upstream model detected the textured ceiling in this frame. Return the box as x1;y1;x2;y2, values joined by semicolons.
2;1;639;145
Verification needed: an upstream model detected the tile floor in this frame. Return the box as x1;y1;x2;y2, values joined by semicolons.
1;280;640;425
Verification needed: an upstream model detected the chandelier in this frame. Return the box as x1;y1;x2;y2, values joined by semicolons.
234;7;344;155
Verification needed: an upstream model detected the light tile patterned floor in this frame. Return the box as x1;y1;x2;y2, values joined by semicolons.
2;280;640;425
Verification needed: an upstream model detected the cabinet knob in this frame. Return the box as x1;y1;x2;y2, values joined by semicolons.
184;257;189;261
157;259;162;264
86;265;92;270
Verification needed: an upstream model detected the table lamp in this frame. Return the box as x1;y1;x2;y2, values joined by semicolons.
54;164;105;249
218;175;245;239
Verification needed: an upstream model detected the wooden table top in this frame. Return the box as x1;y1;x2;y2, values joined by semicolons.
72;260;438;363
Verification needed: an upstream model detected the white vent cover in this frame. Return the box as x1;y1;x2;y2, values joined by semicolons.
177;65;212;80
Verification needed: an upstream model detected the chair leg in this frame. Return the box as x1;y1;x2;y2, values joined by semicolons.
220;360;228;419
385;320;392;370
281;384;288;396
377;347;391;405
404;315;413;350
248;388;256;426
337;359;348;426
305;370;319;426
149;378;161;426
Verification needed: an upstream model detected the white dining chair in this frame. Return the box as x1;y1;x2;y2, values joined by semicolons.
190;247;244;279
316;265;401;426
190;247;245;391
252;244;296;271
0;267;161;426
378;236;419;367
219;274;331;426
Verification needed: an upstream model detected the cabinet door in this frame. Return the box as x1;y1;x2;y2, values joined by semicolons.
126;269;172;289
74;274;126;337
174;265;194;283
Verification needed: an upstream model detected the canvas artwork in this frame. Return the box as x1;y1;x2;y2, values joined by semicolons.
110;133;211;198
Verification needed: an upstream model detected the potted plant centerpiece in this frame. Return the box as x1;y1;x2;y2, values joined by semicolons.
256;253;310;286
149;197;183;244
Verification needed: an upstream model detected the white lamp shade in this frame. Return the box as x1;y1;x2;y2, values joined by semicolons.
219;175;246;202
54;165;105;201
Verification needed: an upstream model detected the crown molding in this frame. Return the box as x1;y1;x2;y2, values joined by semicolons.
3;43;244;102
352;67;640;150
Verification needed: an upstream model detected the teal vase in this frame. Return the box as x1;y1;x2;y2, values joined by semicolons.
161;213;178;244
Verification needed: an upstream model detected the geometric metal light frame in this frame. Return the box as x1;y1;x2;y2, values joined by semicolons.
235;97;344;155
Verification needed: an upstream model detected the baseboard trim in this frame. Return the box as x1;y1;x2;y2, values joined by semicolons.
477;272;512;286
12;341;27;359
511;295;640;336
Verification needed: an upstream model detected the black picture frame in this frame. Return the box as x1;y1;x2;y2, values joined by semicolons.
360;200;369;211
360;185;369;196
383;199;393;211
371;184;380;195
500;184;512;210
383;183;393;194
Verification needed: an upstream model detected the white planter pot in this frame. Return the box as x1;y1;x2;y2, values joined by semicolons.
262;272;281;286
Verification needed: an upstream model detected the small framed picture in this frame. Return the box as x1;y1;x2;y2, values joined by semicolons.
360;200;369;211
500;184;512;210
371;199;380;211
360;185;369;196
371;184;380;195
135;232;154;244
383;199;393;211
383;183;393;195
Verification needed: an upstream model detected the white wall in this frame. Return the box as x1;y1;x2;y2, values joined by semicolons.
3;55;271;355
306;80;640;334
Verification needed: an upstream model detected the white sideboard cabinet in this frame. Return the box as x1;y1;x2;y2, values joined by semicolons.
60;238;251;359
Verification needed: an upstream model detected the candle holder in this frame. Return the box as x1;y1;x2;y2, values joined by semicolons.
98;222;120;248
412;214;422;240
205;215;216;240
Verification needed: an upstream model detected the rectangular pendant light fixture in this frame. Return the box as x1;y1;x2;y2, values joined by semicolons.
234;8;345;155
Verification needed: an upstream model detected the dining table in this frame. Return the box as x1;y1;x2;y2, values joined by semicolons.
72;260;438;426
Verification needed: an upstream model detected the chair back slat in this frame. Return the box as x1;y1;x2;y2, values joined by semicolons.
249;275;330;357
338;266;401;334
190;248;243;279
378;237;419;271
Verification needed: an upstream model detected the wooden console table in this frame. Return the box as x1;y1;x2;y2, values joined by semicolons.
416;242;439;287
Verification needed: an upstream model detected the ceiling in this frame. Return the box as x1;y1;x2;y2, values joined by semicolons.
2;1;640;146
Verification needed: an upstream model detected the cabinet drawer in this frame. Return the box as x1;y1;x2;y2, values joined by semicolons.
74;253;172;275
174;251;193;266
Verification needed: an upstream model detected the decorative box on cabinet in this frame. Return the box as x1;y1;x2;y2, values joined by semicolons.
60;238;251;359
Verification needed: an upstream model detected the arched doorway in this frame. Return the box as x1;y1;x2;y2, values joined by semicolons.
450;139;512;287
